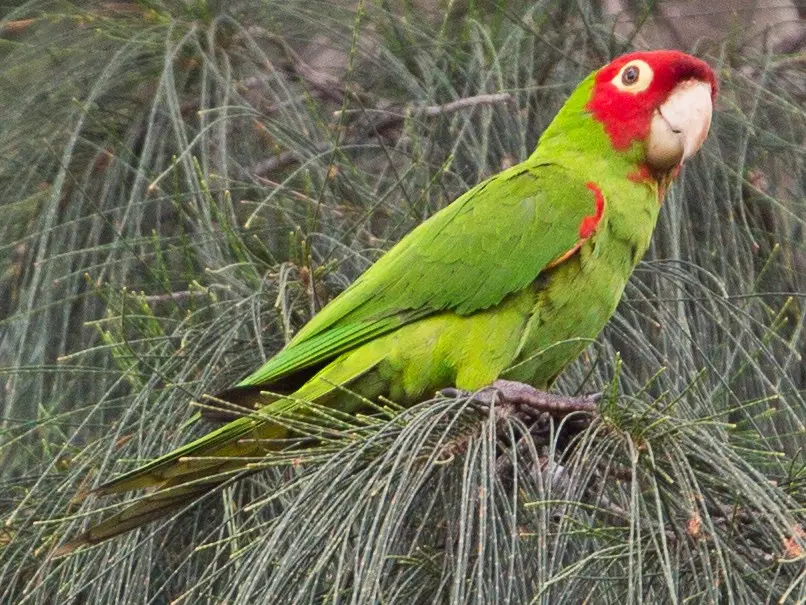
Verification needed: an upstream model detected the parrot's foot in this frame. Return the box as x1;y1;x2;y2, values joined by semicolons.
441;380;600;418
439;381;599;482
487;380;600;416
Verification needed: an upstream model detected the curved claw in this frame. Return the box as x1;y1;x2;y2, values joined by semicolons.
438;387;470;399
584;391;603;404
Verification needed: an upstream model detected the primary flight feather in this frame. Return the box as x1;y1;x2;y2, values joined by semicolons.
64;50;717;549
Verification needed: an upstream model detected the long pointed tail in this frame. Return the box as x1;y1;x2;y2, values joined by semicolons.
57;354;382;554
57;482;213;554
56;414;276;555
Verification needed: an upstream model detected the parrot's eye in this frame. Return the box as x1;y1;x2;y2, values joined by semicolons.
622;65;639;85
611;59;654;94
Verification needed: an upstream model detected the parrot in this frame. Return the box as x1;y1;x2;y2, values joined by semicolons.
61;50;717;550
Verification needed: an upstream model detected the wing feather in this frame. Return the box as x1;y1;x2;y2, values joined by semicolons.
238;162;604;388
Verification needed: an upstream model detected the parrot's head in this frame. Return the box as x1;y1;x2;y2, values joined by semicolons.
586;50;717;175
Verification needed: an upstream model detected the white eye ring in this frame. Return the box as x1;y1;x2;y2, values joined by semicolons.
611;59;654;94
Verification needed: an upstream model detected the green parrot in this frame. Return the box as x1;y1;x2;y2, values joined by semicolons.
63;50;716;550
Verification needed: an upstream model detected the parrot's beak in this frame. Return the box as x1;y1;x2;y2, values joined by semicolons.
646;80;713;171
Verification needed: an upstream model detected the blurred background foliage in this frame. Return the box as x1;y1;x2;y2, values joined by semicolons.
0;0;805;603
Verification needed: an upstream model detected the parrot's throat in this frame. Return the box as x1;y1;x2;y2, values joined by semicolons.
628;163;680;204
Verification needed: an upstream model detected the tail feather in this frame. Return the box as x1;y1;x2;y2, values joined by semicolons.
94;416;268;495
57;353;384;553
56;483;213;555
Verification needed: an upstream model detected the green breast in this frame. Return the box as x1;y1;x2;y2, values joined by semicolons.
502;209;652;388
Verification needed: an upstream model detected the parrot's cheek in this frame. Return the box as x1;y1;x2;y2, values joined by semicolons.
646;79;713;171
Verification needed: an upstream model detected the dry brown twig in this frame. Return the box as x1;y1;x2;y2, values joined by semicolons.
251;92;513;177
335;92;514;134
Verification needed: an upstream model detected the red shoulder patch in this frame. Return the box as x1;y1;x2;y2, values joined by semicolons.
579;182;605;239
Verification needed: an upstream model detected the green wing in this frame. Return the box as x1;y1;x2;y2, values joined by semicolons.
238;161;603;388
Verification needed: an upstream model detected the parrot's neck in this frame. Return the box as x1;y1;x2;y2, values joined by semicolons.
528;76;665;263
530;76;645;184
529;75;671;211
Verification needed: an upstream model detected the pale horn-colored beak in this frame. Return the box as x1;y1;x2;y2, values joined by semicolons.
646;80;713;171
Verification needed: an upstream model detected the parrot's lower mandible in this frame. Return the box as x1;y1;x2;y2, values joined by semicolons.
62;50;717;550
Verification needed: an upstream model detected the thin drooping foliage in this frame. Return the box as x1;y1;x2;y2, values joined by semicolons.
0;1;804;603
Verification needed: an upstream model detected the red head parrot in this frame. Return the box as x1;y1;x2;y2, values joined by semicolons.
62;50;717;550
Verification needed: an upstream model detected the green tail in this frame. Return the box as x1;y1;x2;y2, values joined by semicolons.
59;351;383;553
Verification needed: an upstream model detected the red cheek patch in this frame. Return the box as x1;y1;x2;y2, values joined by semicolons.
579;182;605;238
